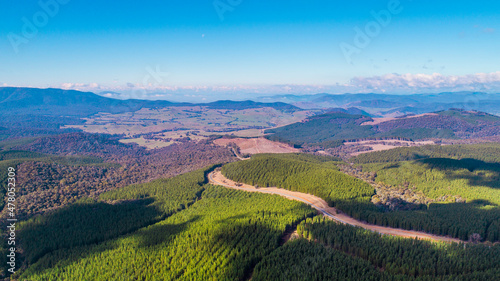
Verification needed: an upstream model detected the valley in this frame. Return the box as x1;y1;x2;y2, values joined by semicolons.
1;88;500;280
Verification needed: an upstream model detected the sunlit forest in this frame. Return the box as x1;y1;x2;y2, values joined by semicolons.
222;152;500;242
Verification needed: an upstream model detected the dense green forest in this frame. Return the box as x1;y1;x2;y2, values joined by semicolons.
16;184;314;280
298;217;500;277
222;153;500;242
253;217;500;281
253;239;385;281
265;112;375;147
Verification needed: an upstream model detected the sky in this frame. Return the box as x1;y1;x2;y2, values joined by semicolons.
1;0;500;101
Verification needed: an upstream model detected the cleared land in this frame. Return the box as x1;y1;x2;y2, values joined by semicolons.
344;139;436;156
119;137;176;150
63;106;313;148
213;137;300;154
209;170;461;243
361;113;439;126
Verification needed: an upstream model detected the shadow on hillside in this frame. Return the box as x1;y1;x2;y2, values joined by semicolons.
337;198;500;242
418;158;500;189
18;196;500;280
209;206;316;280
136;216;200;248
381;162;401;170
19;198;163;266
20;201;196;278
210;222;284;280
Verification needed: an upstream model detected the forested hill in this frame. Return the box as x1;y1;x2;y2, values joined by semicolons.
265;109;500;147
0;87;300;117
0;87;178;116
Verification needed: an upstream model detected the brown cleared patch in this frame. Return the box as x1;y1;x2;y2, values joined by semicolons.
213;137;300;154
344;139;436;156
361;113;439;126
119;137;177;150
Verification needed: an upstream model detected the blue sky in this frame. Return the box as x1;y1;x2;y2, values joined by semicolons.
1;0;500;101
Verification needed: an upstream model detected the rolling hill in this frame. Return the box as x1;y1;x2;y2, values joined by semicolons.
265;109;500;147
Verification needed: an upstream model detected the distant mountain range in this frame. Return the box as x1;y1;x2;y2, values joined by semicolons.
255;92;500;117
0;87;300;140
3;87;500;118
0;87;299;117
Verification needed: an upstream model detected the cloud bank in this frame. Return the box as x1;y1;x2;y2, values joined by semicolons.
20;71;500;102
350;72;500;93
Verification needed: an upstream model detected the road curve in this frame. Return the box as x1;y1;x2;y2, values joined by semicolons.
208;170;462;244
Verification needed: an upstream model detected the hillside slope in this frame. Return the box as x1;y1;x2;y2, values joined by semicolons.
265;109;500;147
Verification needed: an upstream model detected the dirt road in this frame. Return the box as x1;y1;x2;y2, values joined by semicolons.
208;171;461;243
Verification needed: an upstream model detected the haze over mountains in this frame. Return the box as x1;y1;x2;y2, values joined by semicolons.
0;87;299;117
256;92;500;117
2;87;500;117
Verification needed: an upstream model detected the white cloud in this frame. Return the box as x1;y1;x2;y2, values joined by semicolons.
350;72;500;92
20;72;500;103
60;83;101;91
61;83;76;88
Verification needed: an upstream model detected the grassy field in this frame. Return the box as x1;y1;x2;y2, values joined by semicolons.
64;106;313;143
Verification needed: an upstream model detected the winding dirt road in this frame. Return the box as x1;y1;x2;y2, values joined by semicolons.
208;171;462;243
